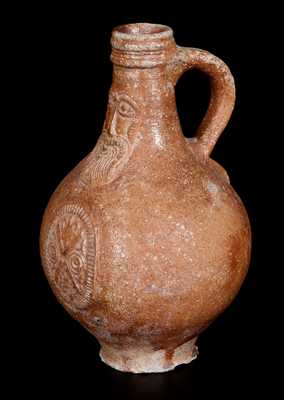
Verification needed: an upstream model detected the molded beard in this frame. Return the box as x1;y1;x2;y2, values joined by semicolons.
91;130;131;185
78;127;133;188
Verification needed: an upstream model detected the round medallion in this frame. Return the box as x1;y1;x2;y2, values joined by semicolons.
43;204;96;310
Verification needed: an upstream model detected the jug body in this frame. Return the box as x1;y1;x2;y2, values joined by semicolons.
40;23;251;373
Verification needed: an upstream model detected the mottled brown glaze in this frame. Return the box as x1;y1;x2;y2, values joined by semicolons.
40;23;251;373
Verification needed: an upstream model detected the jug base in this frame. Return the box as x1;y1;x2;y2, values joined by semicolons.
99;337;198;373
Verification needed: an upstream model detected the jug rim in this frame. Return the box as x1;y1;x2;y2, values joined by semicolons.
111;23;176;68
112;23;173;41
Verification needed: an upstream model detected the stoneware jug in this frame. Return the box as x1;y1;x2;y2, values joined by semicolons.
40;23;251;373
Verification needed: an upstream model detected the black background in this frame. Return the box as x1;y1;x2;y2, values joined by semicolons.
12;7;268;398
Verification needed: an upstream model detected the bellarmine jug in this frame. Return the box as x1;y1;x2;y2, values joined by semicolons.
40;23;251;373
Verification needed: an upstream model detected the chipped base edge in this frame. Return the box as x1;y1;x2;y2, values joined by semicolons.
99;337;198;374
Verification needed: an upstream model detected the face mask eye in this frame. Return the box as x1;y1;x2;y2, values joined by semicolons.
118;100;136;118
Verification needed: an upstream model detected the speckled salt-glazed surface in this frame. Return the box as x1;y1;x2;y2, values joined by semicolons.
40;23;251;373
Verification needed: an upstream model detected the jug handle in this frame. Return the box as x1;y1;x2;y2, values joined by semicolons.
169;46;236;160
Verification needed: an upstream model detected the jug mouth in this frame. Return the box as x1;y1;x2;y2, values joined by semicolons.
113;23;173;42
111;23;176;68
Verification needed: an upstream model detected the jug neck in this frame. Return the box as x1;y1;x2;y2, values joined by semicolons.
110;64;179;144
107;24;186;153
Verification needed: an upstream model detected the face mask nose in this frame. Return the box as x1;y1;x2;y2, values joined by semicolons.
104;107;116;133
109;111;118;136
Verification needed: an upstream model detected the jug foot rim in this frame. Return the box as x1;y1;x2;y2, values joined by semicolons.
99;336;198;374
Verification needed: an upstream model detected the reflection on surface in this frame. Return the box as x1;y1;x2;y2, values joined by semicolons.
103;362;196;400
